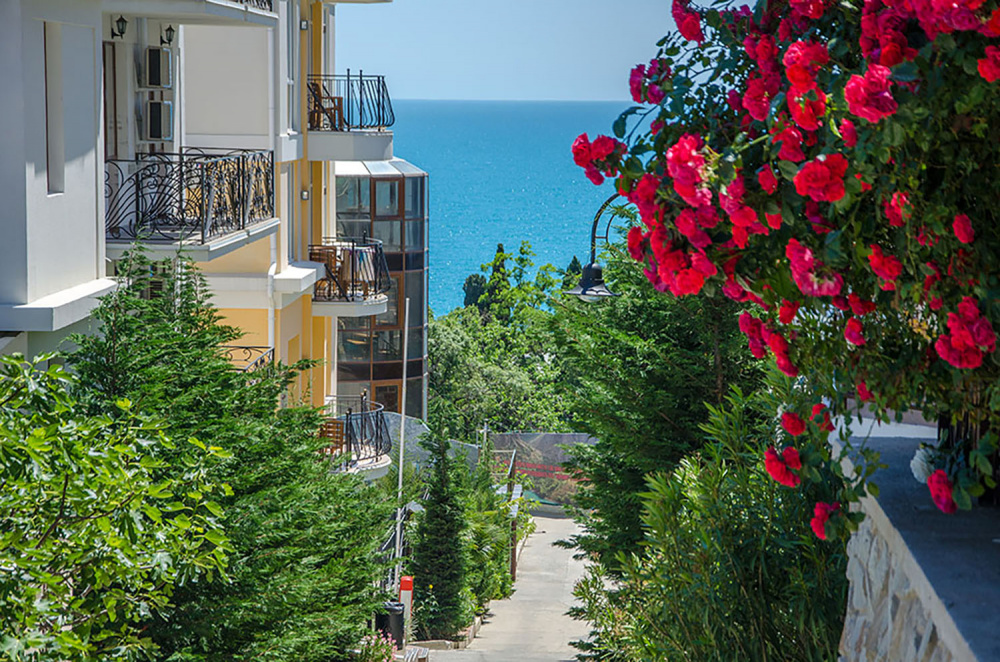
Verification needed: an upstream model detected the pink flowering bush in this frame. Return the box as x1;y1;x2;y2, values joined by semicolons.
573;0;1000;533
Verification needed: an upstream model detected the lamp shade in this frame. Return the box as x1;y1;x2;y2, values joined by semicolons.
164;25;175;44
115;15;128;37
565;262;618;302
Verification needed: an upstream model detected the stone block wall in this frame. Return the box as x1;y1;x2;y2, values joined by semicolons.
839;513;957;662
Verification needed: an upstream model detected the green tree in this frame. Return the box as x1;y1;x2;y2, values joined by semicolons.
562;255;583;290
0;354;228;661
571;377;847;661
428;242;567;441
70;251;390;661
410;434;469;639
553;240;761;566
462;273;487;310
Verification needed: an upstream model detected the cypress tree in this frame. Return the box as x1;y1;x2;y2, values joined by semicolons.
411;434;468;639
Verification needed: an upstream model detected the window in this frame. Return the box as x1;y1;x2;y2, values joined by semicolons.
376;275;399;326
44;22;64;194
405;271;426;326
373;220;401;252
405;177;424;219
374;179;400;218
336;177;370;218
404;220;423;252
373;330;402;361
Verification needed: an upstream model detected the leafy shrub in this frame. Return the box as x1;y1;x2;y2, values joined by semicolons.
571;378;847;661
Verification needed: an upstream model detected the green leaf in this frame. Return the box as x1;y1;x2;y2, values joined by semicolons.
776;160;800;181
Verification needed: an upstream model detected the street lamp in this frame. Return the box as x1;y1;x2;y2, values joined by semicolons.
565;193;621;302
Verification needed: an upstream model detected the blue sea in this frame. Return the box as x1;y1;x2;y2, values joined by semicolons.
389;100;630;315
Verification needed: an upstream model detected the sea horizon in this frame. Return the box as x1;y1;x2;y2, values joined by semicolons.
388;98;633;315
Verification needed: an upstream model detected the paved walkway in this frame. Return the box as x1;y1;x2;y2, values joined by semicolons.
430;514;589;662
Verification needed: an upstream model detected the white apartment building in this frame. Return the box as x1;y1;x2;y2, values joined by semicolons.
0;0;429;474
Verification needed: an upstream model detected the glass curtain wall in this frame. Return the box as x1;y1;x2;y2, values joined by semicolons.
336;172;428;418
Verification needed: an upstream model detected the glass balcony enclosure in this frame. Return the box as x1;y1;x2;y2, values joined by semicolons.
332;160;428;419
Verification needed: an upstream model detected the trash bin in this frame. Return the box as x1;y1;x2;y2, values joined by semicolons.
375;600;405;649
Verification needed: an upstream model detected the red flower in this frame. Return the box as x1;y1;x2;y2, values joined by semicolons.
845;65;898;123
848;293;876;316
758;166;779;194
844;317;866;346
868;244;902;290
783;40;829;92
811;502;839;539
953;214;974;244
927;470;957;514
666;134;711;208
590;135;618;162
629;64;646;103
629;174;662;228
782;412;807;436
788;88;827;131
840;119;858;147
743;76;774;122
978;46;1000;83
779;299;800;324
935;297;996;369
772;123;806;162
765;446;802;487
627;226;647;261
794;154;848;203
884;192;910;227
786;238;843;297
857;381;874;402
572;134;592;167
790;0;829;19
811;403;835;431
674;268;706;296
673;0;705;43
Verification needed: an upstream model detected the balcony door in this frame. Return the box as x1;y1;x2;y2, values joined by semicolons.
102;41;127;161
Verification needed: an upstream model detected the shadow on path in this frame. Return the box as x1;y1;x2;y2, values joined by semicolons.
429;514;588;662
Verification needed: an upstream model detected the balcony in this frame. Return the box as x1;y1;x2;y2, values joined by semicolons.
221;345;274;374
105;148;279;261
319;395;393;477
101;1;277;27
306;72;395;161
309;238;390;317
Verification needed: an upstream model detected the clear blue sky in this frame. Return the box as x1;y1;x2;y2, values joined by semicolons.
335;0;674;101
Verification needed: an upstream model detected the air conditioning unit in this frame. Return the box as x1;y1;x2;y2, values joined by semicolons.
142;47;173;88
142;100;173;141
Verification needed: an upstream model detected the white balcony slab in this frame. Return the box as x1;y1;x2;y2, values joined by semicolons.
307;130;393;162
312;293;387;317
106;216;280;263
101;0;277;27
0;279;116;333
203;261;322;309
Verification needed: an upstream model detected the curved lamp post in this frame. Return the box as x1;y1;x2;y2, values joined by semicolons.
565;192;621;302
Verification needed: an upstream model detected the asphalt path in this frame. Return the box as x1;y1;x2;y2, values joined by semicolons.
430;514;588;662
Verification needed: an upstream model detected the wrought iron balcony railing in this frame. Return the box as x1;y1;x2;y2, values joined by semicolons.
220;345;274;374
306;71;395;131
319;395;392;470
105;148;274;245
309;237;391;303
237;0;274;10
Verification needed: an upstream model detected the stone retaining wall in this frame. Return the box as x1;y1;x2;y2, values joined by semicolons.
840;512;956;662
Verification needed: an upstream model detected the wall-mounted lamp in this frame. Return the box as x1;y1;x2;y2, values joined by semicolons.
111;15;128;40
565;193;622;302
160;25;175;46
300;190;310;201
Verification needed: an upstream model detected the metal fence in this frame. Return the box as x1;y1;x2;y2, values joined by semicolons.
306;71;394;131
321;394;393;470
309;237;391;303
105;148;274;245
